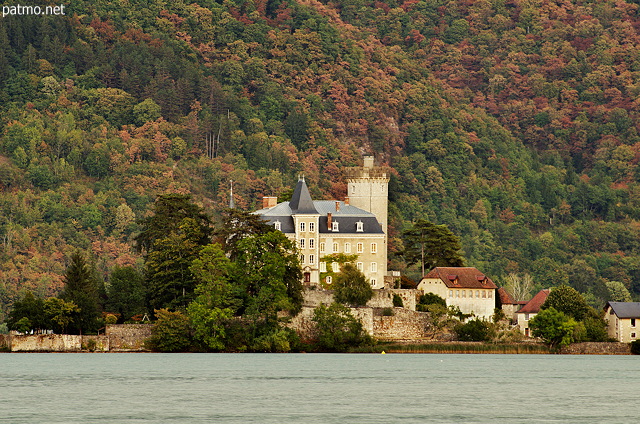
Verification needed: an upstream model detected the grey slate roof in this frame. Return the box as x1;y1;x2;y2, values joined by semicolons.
606;302;640;318
254;179;383;234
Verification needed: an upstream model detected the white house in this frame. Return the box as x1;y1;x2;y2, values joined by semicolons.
603;302;640;343
417;267;497;320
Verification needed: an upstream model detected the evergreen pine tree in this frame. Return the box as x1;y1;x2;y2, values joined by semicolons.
61;252;101;334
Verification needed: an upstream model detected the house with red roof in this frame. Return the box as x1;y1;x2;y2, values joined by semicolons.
515;289;550;337
417;267;498;320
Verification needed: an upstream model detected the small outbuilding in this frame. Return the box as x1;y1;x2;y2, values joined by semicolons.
515;289;550;337
603;302;640;343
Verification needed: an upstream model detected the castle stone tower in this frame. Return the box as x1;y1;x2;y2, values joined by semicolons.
345;156;389;236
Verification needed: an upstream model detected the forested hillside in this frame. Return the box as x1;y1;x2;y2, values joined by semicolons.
2;0;640;320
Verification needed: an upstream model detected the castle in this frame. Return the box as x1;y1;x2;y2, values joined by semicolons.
255;156;389;288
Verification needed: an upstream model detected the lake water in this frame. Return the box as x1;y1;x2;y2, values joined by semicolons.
0;353;638;423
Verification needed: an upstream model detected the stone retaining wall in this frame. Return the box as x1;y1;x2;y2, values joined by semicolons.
373;308;432;340
106;324;153;350
302;288;419;311
561;342;631;355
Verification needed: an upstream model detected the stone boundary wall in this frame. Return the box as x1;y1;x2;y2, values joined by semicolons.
2;325;152;352
302;289;420;311
373;308;432;340
561;342;631;355
302;290;334;307
367;290;419;311
287;306;375;340
10;334;82;352
106;324;153;350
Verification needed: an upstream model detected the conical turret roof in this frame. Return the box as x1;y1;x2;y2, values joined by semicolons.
289;177;318;214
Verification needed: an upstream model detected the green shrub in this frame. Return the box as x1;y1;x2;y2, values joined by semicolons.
382;307;394;316
85;338;97;352
631;340;640;355
454;319;495;342
105;314;118;325
312;303;373;352
392;294;404;307
417;293;446;311
144;309;193;352
251;328;294;353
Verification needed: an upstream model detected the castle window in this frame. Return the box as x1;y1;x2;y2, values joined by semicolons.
274;221;281;231
632;319;636;328
476;290;480;298
456;290;460;298
309;238;315;249
300;254;305;264
371;243;377;253
309;222;315;232
345;243;351;253
333;242;339;253
299;222;306;232
357;243;363;253
326;276;332;284
370;262;377;273
320;262;326;272
299;238;305;249
309;254;315;265
357;262;363;272
370;278;376;286
332;221;339;232
449;290;453;298
356;221;364;232
488;291;493;299
482;290;486;298
320;242;325;253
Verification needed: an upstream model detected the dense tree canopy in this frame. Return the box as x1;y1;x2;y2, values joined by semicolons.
4;0;640;329
398;219;464;277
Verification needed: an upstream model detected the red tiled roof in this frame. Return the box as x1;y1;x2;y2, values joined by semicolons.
422;267;498;289
517;289;550;314
497;287;516;305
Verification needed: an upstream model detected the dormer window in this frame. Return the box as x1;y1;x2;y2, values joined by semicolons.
332;221;339;232
356;221;363;232
274;221;281;231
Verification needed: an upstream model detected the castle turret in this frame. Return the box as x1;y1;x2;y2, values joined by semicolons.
345;156;389;237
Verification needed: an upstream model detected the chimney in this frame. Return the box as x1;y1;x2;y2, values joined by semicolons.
344;197;350;205
262;196;278;209
335;201;340;212
363;156;374;169
327;213;332;230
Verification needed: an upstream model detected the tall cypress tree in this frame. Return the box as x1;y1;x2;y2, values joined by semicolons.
61;252;101;334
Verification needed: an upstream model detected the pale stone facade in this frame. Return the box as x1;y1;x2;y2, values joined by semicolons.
604;302;640;343
417;267;497;320
515;289;550;337
255;157;389;288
